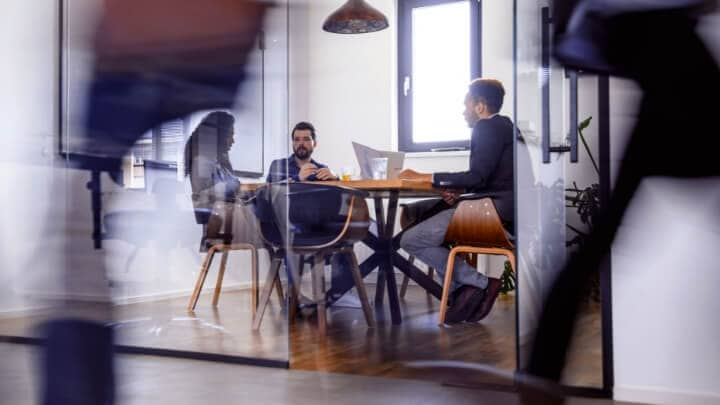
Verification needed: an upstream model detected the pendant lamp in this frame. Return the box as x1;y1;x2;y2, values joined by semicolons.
322;0;389;34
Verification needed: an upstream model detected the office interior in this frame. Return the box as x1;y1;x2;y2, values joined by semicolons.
1;0;719;404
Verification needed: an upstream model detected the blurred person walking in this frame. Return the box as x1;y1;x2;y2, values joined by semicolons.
522;1;719;403
41;1;269;404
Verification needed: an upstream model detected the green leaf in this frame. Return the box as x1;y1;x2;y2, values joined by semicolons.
578;116;592;132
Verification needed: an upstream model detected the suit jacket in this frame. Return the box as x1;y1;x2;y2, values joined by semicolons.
431;114;515;226
266;154;330;183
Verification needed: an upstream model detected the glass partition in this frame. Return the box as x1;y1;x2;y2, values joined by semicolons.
0;0;611;397
0;0;290;367
514;0;606;390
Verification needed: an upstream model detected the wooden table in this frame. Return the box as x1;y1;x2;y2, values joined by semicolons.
244;179;445;325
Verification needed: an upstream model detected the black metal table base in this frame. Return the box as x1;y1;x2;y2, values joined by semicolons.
325;192;442;324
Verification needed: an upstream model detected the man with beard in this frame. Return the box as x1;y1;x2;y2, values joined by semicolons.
263;121;344;314
267;121;338;182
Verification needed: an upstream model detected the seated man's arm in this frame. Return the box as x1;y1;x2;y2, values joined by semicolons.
433;122;508;190
298;163;318;181
314;166;338;181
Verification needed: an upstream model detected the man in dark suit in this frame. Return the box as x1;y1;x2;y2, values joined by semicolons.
398;78;514;324
266;121;338;183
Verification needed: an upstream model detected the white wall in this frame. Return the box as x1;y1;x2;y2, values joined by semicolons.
0;0;60;313
289;0;397;175
610;74;720;404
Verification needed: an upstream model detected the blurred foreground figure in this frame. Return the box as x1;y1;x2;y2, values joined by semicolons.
42;1;268;404
522;0;719;403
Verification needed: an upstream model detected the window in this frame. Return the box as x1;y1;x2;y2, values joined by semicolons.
126;119;185;188
398;0;481;152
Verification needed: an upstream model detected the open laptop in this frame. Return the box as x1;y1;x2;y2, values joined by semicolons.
352;142;405;180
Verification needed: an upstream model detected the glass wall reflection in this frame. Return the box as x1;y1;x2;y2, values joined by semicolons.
515;0;605;389
0;0;609;397
0;0;289;365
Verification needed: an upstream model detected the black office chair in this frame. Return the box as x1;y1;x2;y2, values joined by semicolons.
252;182;375;335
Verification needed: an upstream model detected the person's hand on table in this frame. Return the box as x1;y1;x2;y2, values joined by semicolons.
441;189;462;206
315;167;338;181
298;163;318;181
397;169;432;182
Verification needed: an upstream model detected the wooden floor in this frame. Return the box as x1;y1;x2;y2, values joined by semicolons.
290;284;602;389
291;284;517;386
0;342;631;405
0;283;602;389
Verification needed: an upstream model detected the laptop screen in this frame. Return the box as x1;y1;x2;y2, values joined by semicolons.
352;142;405;179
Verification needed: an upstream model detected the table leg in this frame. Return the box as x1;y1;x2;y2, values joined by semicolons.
373;197;387;306
384;192;401;324
325;253;381;305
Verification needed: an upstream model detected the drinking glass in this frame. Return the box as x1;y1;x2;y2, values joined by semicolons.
341;166;354;181
371;157;388;180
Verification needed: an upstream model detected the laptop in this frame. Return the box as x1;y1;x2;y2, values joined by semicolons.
352;142;405;180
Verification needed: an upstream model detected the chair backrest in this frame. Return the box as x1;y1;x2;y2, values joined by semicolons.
399;206;411;230
444;198;513;249
253;182;370;249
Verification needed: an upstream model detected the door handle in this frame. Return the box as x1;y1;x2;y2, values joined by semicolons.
542;7;577;164
542;7;557;163
567;69;579;162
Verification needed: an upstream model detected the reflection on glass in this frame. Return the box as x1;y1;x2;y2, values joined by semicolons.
0;0;289;370
515;0;604;390
412;1;471;143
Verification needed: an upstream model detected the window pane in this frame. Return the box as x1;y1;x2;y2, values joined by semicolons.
412;1;471;143
158;119;184;162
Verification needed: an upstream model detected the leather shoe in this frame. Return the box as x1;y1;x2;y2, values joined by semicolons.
444;285;486;324
467;277;502;322
447;285;466;307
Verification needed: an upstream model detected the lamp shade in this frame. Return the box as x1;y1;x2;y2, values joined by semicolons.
322;0;389;34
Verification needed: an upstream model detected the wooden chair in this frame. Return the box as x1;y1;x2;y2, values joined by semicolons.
252;183;375;335
186;199;284;328
398;205;435;298
437;198;515;325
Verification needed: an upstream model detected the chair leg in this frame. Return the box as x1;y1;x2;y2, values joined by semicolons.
251;248;259;318
212;250;230;307
437;246;515;325
346;249;375;327
275;272;285;307
399;256;415;298
438;248;459;325
187;247;217;311
311;252;327;336
428;267;435;280
506;251;516;273
288;255;304;322
252;256;282;330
